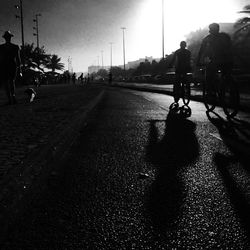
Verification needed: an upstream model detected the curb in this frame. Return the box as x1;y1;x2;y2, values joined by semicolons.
111;83;250;113
0;90;105;243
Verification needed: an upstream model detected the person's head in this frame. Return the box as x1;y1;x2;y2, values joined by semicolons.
2;31;13;42
180;41;187;49
209;23;220;35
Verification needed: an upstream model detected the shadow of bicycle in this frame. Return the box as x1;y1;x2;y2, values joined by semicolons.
145;110;199;231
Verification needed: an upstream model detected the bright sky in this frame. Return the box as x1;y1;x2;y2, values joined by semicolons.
0;0;247;72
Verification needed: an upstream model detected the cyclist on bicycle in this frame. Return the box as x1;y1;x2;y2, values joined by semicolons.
169;41;191;103
197;23;233;89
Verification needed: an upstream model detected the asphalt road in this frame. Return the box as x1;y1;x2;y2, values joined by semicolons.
2;86;250;249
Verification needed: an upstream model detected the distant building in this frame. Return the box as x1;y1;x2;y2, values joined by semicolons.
88;56;161;73
88;65;110;74
123;56;161;70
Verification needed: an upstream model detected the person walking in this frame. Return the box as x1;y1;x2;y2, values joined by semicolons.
0;31;22;104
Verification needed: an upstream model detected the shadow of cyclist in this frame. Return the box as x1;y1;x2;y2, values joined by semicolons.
145;110;199;231
206;111;250;172
206;111;250;237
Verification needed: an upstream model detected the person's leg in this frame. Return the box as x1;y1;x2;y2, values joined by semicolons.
182;73;187;86
205;63;217;93
174;73;181;102
3;78;12;104
9;78;17;104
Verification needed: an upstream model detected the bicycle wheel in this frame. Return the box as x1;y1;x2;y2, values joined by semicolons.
169;102;179;112
179;104;192;118
182;82;191;105
220;76;240;118
203;80;216;111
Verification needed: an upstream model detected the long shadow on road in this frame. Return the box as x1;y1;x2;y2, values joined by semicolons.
207;112;250;238
145;110;199;231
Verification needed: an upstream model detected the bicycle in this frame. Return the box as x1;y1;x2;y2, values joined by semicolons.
202;67;240;118
169;72;192;117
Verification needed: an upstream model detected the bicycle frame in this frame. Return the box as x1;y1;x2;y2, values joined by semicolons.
202;67;239;118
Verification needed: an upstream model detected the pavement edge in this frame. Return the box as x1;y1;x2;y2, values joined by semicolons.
0;90;105;243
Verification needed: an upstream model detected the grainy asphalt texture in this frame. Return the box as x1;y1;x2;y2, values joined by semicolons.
2;86;250;249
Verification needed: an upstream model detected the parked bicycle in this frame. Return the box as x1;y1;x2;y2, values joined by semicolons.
202;68;240;118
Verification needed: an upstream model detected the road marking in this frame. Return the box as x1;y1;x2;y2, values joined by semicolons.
209;133;222;141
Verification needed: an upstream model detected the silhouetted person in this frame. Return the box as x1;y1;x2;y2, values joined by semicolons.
108;71;112;84
197;23;233;90
0;31;21;104
87;73;90;84
79;73;83;84
66;73;70;84
72;72;76;84
170;41;191;103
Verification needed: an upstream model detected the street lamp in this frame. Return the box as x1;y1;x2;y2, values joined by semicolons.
33;13;42;48
101;50;104;68
15;0;24;48
97;55;100;71
162;0;165;59
121;27;126;72
110;42;113;70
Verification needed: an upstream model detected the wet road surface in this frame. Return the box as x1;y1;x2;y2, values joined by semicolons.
2;86;250;249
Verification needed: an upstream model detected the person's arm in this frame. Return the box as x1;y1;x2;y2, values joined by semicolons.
16;46;22;75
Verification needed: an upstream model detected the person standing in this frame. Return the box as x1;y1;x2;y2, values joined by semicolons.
0;31;22;104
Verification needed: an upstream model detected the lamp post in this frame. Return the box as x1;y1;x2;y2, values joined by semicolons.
15;0;24;48
101;50;104;68
121;27;126;72
162;0;165;59
33;13;41;48
110;42;113;70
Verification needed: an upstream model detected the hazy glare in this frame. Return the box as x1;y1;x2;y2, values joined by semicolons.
0;0;247;72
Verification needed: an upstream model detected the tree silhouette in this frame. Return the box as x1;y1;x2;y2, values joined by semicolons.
46;54;64;72
20;43;65;85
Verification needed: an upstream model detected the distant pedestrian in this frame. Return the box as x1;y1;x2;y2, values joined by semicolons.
0;31;22;104
79;73;84;84
87;73;90;84
108;71;112;84
72;72;76;84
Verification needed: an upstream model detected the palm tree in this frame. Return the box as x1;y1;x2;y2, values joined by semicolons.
21;43;49;71
33;46;49;71
46;54;64;72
